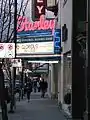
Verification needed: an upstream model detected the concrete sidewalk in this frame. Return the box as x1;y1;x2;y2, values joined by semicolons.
2;93;66;120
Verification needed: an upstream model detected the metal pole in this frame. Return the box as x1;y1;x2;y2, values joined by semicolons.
12;0;17;111
9;67;16;113
8;0;17;113
0;63;8;120
8;67;14;113
21;59;24;99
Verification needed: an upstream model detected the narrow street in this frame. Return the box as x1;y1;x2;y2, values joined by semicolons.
7;93;66;120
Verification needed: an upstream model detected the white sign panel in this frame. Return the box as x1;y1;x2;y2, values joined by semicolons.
0;43;15;58
16;42;54;56
11;59;22;67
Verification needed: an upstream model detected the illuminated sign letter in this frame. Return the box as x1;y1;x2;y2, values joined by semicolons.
37;0;43;3
37;6;43;14
17;15;55;33
32;0;47;20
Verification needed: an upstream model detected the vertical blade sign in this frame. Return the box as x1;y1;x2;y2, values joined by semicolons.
34;0;47;20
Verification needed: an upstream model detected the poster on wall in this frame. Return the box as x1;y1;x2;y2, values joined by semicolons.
0;43;15;58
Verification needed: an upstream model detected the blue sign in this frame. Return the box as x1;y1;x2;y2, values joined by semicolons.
17;30;52;37
54;29;61;54
17;36;53;43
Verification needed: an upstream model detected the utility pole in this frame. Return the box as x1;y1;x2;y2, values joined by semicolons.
9;0;17;113
21;59;24;99
8;64;14;113
9;67;16;113
12;0;17;111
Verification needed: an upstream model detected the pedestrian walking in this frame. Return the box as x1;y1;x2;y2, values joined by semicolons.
40;79;47;98
37;81;40;92
18;88;21;101
26;80;32;102
33;80;37;93
44;80;48;93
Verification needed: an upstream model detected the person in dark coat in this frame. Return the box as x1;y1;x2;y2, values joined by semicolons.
26;80;32;102
37;81;40;92
40;79;47;98
33;80;37;93
44;81;48;92
64;92;71;105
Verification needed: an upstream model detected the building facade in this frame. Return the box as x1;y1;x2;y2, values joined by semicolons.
60;0;72;115
47;0;72;116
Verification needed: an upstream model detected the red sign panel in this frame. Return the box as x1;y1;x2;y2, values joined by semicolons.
8;44;13;50
34;0;47;20
0;44;4;51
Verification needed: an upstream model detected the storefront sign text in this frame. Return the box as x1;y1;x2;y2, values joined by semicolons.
17;15;55;32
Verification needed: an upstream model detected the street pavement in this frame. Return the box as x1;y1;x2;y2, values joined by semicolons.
4;92;66;120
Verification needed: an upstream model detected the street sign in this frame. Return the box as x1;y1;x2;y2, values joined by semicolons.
8;44;13;50
11;59;22;67
0;44;4;50
0;43;15;58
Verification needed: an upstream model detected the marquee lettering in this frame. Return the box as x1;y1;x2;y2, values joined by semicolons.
37;6;43;14
36;0;44;14
37;0;43;3
34;0;46;20
17;15;55;32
